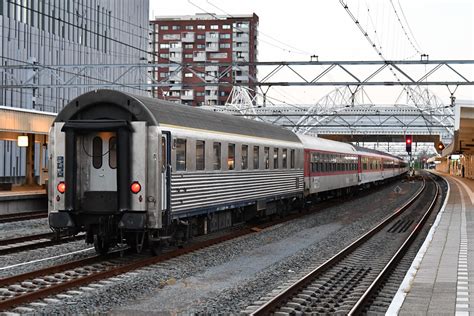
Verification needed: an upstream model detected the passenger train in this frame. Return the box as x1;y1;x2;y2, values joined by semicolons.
48;90;408;254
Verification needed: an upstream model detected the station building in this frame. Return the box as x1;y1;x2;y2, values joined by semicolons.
0;0;149;186
149;13;259;106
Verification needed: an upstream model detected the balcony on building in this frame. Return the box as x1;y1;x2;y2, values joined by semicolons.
232;44;249;52
233;52;249;61
169;80;182;91
193;51;206;62
233;22;250;31
205;71;218;82
169;55;182;63
205;42;219;52
169;45;182;53
205;64;219;72
181;89;194;100
233;32;249;42
205;95;219;103
181;32;195;42
163;34;181;41
205;32;219;42
205;85;219;93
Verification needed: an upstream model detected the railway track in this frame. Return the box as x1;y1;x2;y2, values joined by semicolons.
0;211;47;224
0;211;317;312
0;233;85;256
0;177;421;313
247;175;440;315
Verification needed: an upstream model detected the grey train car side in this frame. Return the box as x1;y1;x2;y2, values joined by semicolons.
48;90;304;253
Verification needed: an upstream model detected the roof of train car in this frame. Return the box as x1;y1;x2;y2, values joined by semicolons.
353;145;403;160
297;135;357;154
54;90;301;143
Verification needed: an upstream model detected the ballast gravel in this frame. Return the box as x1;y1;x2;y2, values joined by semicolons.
18;180;420;315
0;217;50;241
0;219;94;279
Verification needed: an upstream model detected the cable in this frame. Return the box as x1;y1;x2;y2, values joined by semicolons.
339;0;420;107
390;0;422;54
189;0;313;56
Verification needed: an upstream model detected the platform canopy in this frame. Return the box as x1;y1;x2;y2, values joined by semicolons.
442;100;474;156
0;106;56;141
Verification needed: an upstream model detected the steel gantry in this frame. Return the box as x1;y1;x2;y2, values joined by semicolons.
1;59;471;156
0;59;473;89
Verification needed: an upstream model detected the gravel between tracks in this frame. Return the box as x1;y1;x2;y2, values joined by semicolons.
14;179;420;315
0;217;94;279
0;218;50;241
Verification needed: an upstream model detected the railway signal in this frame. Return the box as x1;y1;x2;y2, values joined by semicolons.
405;135;412;153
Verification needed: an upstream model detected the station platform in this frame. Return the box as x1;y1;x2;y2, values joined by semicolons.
388;171;474;315
0;185;47;215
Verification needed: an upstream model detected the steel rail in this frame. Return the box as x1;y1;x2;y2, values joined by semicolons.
0;234;85;256
250;178;427;315
0;210;312;311
348;177;440;315
0;211;47;224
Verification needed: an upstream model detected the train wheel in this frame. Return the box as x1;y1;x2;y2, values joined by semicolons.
93;235;110;255
150;241;163;256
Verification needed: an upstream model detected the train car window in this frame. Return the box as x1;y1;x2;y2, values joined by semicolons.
228;144;235;170
264;147;270;169
213;142;221;170
196;140;205;170
92;137;102;169
273;148;279;169
242;145;248;169
317;154;322;172
175;138;187;171
290;149;295;169
282;149;287;168
253;146;260;169
109;137;117;169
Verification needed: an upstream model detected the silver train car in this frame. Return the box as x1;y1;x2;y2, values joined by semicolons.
48;90;304;253
48;90;407;254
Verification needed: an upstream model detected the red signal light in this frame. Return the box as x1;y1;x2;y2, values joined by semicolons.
57;181;66;194
130;181;141;194
405;135;413;153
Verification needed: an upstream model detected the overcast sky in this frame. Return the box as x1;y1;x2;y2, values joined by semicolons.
150;0;474;105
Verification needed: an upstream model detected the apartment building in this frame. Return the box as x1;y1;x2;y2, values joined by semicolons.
150;13;259;106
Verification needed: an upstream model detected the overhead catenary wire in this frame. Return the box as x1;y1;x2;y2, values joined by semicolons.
205;0;315;56
389;0;422;55
187;0;316;108
339;0;422;108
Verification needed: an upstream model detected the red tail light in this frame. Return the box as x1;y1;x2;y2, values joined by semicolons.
130;181;141;194
57;181;66;194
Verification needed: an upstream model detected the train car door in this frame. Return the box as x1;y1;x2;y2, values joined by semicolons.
357;156;362;183
161;131;172;225
89;133;117;191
